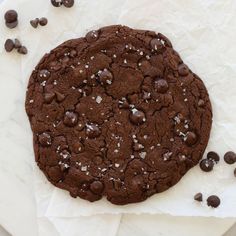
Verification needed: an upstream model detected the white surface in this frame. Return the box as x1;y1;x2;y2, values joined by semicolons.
0;0;236;235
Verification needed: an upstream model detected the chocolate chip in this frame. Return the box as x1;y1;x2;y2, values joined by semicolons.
184;131;197;146
39;17;48;26
4;39;15;52
199;159;214;172
207;151;220;163
55;91;65;102
85;30;99;43
17;46;28;55
72;141;84;153
38;132;52;147
44;92;55;103
129;109;146;125
62;0;74;8
4;10;17;23
6;20;18;29
155;79;169;93
194;192;203;202
86;124;101;139
14;39;21;48
207;195;220;208
90;181;104;194
30;18;39;28
234;168;236;177
178;64;189;76
150;38;163;52
69;49;77;57
99;69;113;85
224;151;236;164
63;111;78;127
198;99;205;107
51;0;62;7
39;69;50;78
119;100;129;109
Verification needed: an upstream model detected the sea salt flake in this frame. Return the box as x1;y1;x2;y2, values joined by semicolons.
96;96;102;104
29;99;34;103
81;166;87;172
115;163;120;168
139;152;146;159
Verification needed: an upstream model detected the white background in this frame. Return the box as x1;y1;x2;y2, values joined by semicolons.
0;0;234;236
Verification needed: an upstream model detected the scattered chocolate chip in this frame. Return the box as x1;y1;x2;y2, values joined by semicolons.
14;38;21;48
155;79;169;93
38;132;52;147
150;38;163;52
44;92;55;103
178;64;189;76
90;180;104;194
194;192;203;202
63;111;78;127
185;131;197;146
30;18;39;28
129;109;146;125
198;99;205;107
4;10;18;29
85;30;99;43
17;46;28;55
199;159;214;172
86;123;101;138
207;195;220;208
234;168;236;177
55;91;65;102
207;151;220;163
6;20;18;29
51;0;62;7
224;151;236;164
4;39;15;52
62;0;74;8
4;10;17;23
39;17;48;26
99;69;113;85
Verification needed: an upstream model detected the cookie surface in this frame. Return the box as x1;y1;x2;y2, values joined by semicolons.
25;25;212;205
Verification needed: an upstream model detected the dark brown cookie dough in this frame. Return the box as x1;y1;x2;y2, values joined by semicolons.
25;25;212;205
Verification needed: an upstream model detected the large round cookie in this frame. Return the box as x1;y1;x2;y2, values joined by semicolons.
25;25;212;205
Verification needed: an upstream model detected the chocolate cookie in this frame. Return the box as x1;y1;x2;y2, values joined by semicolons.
25;25;212;205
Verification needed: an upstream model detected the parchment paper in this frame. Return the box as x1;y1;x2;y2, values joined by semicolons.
19;0;236;217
